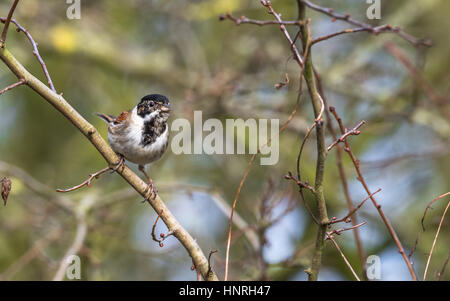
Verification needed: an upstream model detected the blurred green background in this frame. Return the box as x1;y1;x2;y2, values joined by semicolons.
0;0;449;280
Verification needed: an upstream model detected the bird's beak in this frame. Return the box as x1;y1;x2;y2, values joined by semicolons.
160;105;171;113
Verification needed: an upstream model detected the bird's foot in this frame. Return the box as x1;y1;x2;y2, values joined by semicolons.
112;155;125;172
143;179;158;202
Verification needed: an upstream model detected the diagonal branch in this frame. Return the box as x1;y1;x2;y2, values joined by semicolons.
300;0;431;47
0;0;19;47
329;106;418;281
0;46;218;281
0;78;24;95
423;200;450;281
327;120;365;152
220;13;303;26
0;17;56;92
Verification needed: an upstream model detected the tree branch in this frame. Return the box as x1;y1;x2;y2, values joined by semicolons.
0;78;24;95
296;0;329;281
0;0;19;47
0;17;56;92
0;46;218;281
300;0;431;47
329;106;418;281
219;12;303;26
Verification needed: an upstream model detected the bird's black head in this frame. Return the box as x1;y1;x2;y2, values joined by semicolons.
137;94;171;118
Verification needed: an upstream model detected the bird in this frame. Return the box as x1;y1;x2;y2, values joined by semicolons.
96;94;171;200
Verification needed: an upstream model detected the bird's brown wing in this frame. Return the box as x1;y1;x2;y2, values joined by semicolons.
114;110;129;124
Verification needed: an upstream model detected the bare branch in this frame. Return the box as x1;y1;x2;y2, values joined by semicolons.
314;68;367;278
151;211;174;248
423;200;450;280
330;188;381;224
0;46;218;280
300;0;431;47
0;78;25;95
329;106;418;281
421;192;450;231
56;166;112;193
0;0;19;47
438;253;450;281
327;222;367;238
326;234;360;281
219;13;302;26
327;120;365;152
261;0;304;67
0;18;56;92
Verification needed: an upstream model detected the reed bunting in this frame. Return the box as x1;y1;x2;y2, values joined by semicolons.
97;94;170;200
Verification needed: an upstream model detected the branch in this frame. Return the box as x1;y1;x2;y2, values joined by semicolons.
423;200;450;281
219;13;303;26
296;0;329;281
329;188;381;225
327;120;365;152
329;106;418;281
224;89;301;281
314;69;367;278
151;212;174;248
261;0;304;67
421;192;450;231
0;0;19;47
326;234;360;281
438;253;450;281
56;166;112;193
300;0;431;47
0;78;24;95
0;46;218;281
0;17;56;92
327;222;366;238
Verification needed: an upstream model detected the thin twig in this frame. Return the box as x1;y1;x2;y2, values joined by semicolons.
261;0;304;67
329;106;418;281
327;222;367;238
326;234;360;281
327;120;365;152
0;18;56;92
56;166;111;193
300;0;431;47
223;3;309;276
220;13;302;26
423;200;450;281
421;192;450;231
207;250;218;278
330;188;381;224
0;78;25;95
224;89;302;281
438;253;450;281
0;0;19;47
151;211;174;248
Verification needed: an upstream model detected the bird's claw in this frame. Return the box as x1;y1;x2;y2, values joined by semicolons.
143;180;158;202
112;155;125;172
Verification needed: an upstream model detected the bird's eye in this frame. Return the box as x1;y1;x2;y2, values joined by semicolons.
149;101;154;107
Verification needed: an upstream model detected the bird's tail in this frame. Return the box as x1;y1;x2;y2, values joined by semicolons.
95;113;116;123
